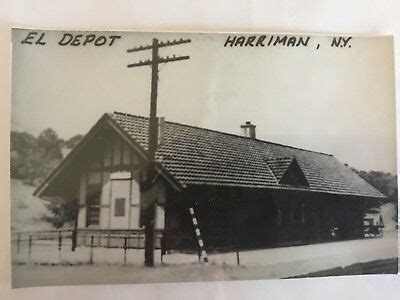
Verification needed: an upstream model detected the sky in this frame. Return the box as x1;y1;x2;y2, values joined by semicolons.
11;29;396;173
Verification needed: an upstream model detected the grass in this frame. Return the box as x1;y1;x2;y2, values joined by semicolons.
11;179;52;231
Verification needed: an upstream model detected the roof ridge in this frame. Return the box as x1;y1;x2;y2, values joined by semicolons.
111;111;333;157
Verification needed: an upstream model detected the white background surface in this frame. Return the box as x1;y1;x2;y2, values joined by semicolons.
0;1;399;299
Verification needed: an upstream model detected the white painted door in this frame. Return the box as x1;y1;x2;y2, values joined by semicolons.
110;178;130;229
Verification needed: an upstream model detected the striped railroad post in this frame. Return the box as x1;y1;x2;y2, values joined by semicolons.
189;207;208;263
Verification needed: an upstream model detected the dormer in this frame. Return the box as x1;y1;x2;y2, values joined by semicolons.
266;156;309;187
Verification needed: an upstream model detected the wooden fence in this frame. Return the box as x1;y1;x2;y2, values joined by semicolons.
10;229;242;265
75;229;164;249
11;229;164;265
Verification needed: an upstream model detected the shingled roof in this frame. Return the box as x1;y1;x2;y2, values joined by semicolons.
266;156;295;181
109;112;384;198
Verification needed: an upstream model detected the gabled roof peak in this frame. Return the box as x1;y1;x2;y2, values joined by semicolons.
265;155;309;187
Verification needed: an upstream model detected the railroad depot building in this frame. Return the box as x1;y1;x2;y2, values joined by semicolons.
34;112;384;250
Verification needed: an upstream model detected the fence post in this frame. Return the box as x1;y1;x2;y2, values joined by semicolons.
28;235;32;260
160;234;166;263
198;248;201;262
89;235;94;264
58;230;62;262
17;233;21;253
71;228;77;251
58;230;62;252
236;251;240;266
123;237;127;265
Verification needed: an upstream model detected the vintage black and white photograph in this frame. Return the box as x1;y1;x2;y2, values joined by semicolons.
10;29;398;288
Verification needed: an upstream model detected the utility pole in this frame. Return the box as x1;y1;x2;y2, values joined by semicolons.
127;37;191;267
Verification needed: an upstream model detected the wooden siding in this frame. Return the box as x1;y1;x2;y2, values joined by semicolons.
76;128;166;231
163;186;367;250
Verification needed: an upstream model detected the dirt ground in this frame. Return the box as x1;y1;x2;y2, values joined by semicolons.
11;230;398;288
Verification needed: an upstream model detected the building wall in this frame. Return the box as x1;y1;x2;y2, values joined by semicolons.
164;186;367;250
76;129;166;230
99;171;111;228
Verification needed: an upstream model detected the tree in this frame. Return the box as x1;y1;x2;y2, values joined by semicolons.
37;128;63;160
11;128;80;228
64;134;83;149
352;167;398;223
42;198;79;229
10;131;37;179
11;128;65;185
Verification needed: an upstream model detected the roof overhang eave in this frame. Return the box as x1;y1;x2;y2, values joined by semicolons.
183;182;386;199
